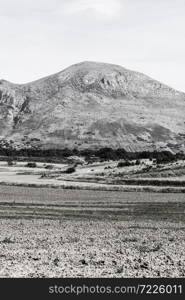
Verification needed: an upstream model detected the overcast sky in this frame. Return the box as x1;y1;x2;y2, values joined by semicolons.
0;0;185;91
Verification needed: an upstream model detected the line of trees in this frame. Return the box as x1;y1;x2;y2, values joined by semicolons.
0;146;184;163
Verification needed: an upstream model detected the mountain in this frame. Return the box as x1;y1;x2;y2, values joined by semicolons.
0;61;185;153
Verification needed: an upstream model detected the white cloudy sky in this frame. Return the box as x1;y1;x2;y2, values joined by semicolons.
0;0;185;91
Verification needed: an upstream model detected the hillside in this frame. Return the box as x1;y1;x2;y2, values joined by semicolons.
0;61;185;153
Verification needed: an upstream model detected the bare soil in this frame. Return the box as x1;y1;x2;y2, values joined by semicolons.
0;186;184;278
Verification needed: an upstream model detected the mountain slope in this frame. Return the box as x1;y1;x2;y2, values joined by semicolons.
0;61;185;152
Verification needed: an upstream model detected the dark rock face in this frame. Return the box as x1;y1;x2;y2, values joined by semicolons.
0;61;185;152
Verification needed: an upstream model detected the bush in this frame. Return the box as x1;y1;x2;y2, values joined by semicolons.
64;167;76;174
135;159;140;165
117;160;133;168
144;165;153;172
7;158;15;166
155;153;176;165
26;162;37;168
45;164;54;169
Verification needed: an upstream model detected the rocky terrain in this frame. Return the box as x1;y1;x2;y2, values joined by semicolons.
0;61;185;153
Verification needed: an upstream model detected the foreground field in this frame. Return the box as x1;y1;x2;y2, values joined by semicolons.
0;186;184;277
0;219;184;278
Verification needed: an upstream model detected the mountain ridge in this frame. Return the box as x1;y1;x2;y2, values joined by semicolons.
0;61;185;153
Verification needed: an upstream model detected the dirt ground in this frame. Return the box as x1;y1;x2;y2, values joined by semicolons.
0;186;184;278
0;219;184;278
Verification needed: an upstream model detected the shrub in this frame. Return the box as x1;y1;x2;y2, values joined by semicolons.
45;164;54;169
1;237;14;244
40;173;47;178
7;158;15;166
26;162;37;168
104;166;112;169
144;165;152;172
117;160;133;168
64;167;76;174
156;155;176;165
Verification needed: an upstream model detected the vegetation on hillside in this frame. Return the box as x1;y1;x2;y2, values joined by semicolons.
0;146;184;164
